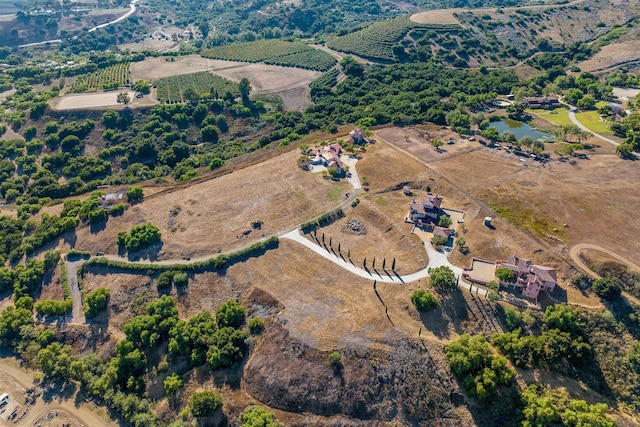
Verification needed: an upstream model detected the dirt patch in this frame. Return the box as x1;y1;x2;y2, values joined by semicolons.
578;39;640;73
410;8;462;25
54;91;137;110
130;55;323;95
70;149;350;260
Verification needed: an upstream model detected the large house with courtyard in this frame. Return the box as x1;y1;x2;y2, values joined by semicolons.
309;143;346;175
495;254;557;300
409;194;445;230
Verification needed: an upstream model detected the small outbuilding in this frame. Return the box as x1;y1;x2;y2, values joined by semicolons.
484;217;492;226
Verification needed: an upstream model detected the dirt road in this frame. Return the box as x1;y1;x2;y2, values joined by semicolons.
0;356;120;427
66;259;86;324
569;243;640;306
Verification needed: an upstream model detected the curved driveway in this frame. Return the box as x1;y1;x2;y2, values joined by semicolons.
567;110;620;147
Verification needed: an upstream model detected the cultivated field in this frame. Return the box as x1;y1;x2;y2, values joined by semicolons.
410;8;462;25
130;55;324;95
68;149;350;260
54;90;137;110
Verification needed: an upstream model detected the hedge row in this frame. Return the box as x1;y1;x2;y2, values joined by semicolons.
60;261;70;301
35;299;73;316
82;236;279;274
301;208;344;233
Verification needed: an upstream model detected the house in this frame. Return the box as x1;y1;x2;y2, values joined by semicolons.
346;128;366;144
316;143;343;165
495;254;557;300
432;226;451;239
524;97;561;109
409;194;444;229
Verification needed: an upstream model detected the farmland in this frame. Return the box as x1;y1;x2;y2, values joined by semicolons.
201;40;337;71
155;71;238;103
70;62;130;93
326;16;460;61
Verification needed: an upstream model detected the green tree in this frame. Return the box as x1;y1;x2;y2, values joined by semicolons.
216;300;245;328
438;214;452;228
126;186;144;203
117;92;131;105
411;289;439;312
239;78;251;102
445;109;471;130
189;390;222;417
248;317;264;334
431;235;448;246
431;139;444;150
164;373;184;396
495;267;516;283
481;127;499;141
503;306;522;331
241;406;280;427
429;265;456;290
592;276;621;300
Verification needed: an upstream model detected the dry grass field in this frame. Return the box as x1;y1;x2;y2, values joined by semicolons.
68;149;350;260
82;239;499;353
306;198;427;274
373;127;629;308
130;55;323;95
579;39;640;72
54;91;137;110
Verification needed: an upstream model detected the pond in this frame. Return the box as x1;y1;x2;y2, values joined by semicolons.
489;119;555;141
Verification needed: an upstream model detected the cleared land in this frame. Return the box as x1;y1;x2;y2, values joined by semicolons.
578;39;640;72
54;90;136;110
68;149;350;260
533;108;573;126
130;55;323;95
410;8;463;25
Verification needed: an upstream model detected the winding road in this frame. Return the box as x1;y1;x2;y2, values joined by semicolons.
18;0;139;47
569;243;640;306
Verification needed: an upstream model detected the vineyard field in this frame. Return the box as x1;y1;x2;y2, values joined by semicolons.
70;62;130;93
326;17;460;61
201;40;337;72
155;71;238;104
310;68;340;91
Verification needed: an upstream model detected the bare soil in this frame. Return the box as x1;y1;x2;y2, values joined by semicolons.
130;55;323;95
54;91;137;111
579;39;640;73
69;149;350;260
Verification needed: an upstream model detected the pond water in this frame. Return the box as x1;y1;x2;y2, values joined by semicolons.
489;119;555;141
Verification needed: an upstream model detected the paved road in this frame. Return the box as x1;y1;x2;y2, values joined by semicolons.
18;0;139;47
281;228;488;295
569;243;640;306
66;259;86;324
89;0;139;32
567;109;620;147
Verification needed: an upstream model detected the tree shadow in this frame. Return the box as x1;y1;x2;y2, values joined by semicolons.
41;378;77;403
90;219;108;234
128;242;163;262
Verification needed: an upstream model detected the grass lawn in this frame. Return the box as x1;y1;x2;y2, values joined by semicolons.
532;108;572;126
574;111;611;134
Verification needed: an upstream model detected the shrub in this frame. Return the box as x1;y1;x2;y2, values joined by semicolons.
438;214;452;227
35;299;72;316
189;390;222;417
118;223;161;252
411;289;439;312
431;235;448;246
241;407;279;427
156;271;174;289
428;265;457;290
503;306;522;331
163;373;184;396
486;280;499;291
495;267;516;283
216;300;245;328
126;185;144;203
173;271;188;287
445;334;514;399
110;203;126;216
592;276;622;300
328;351;342;368
248;317;264;334
85;287;110;318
